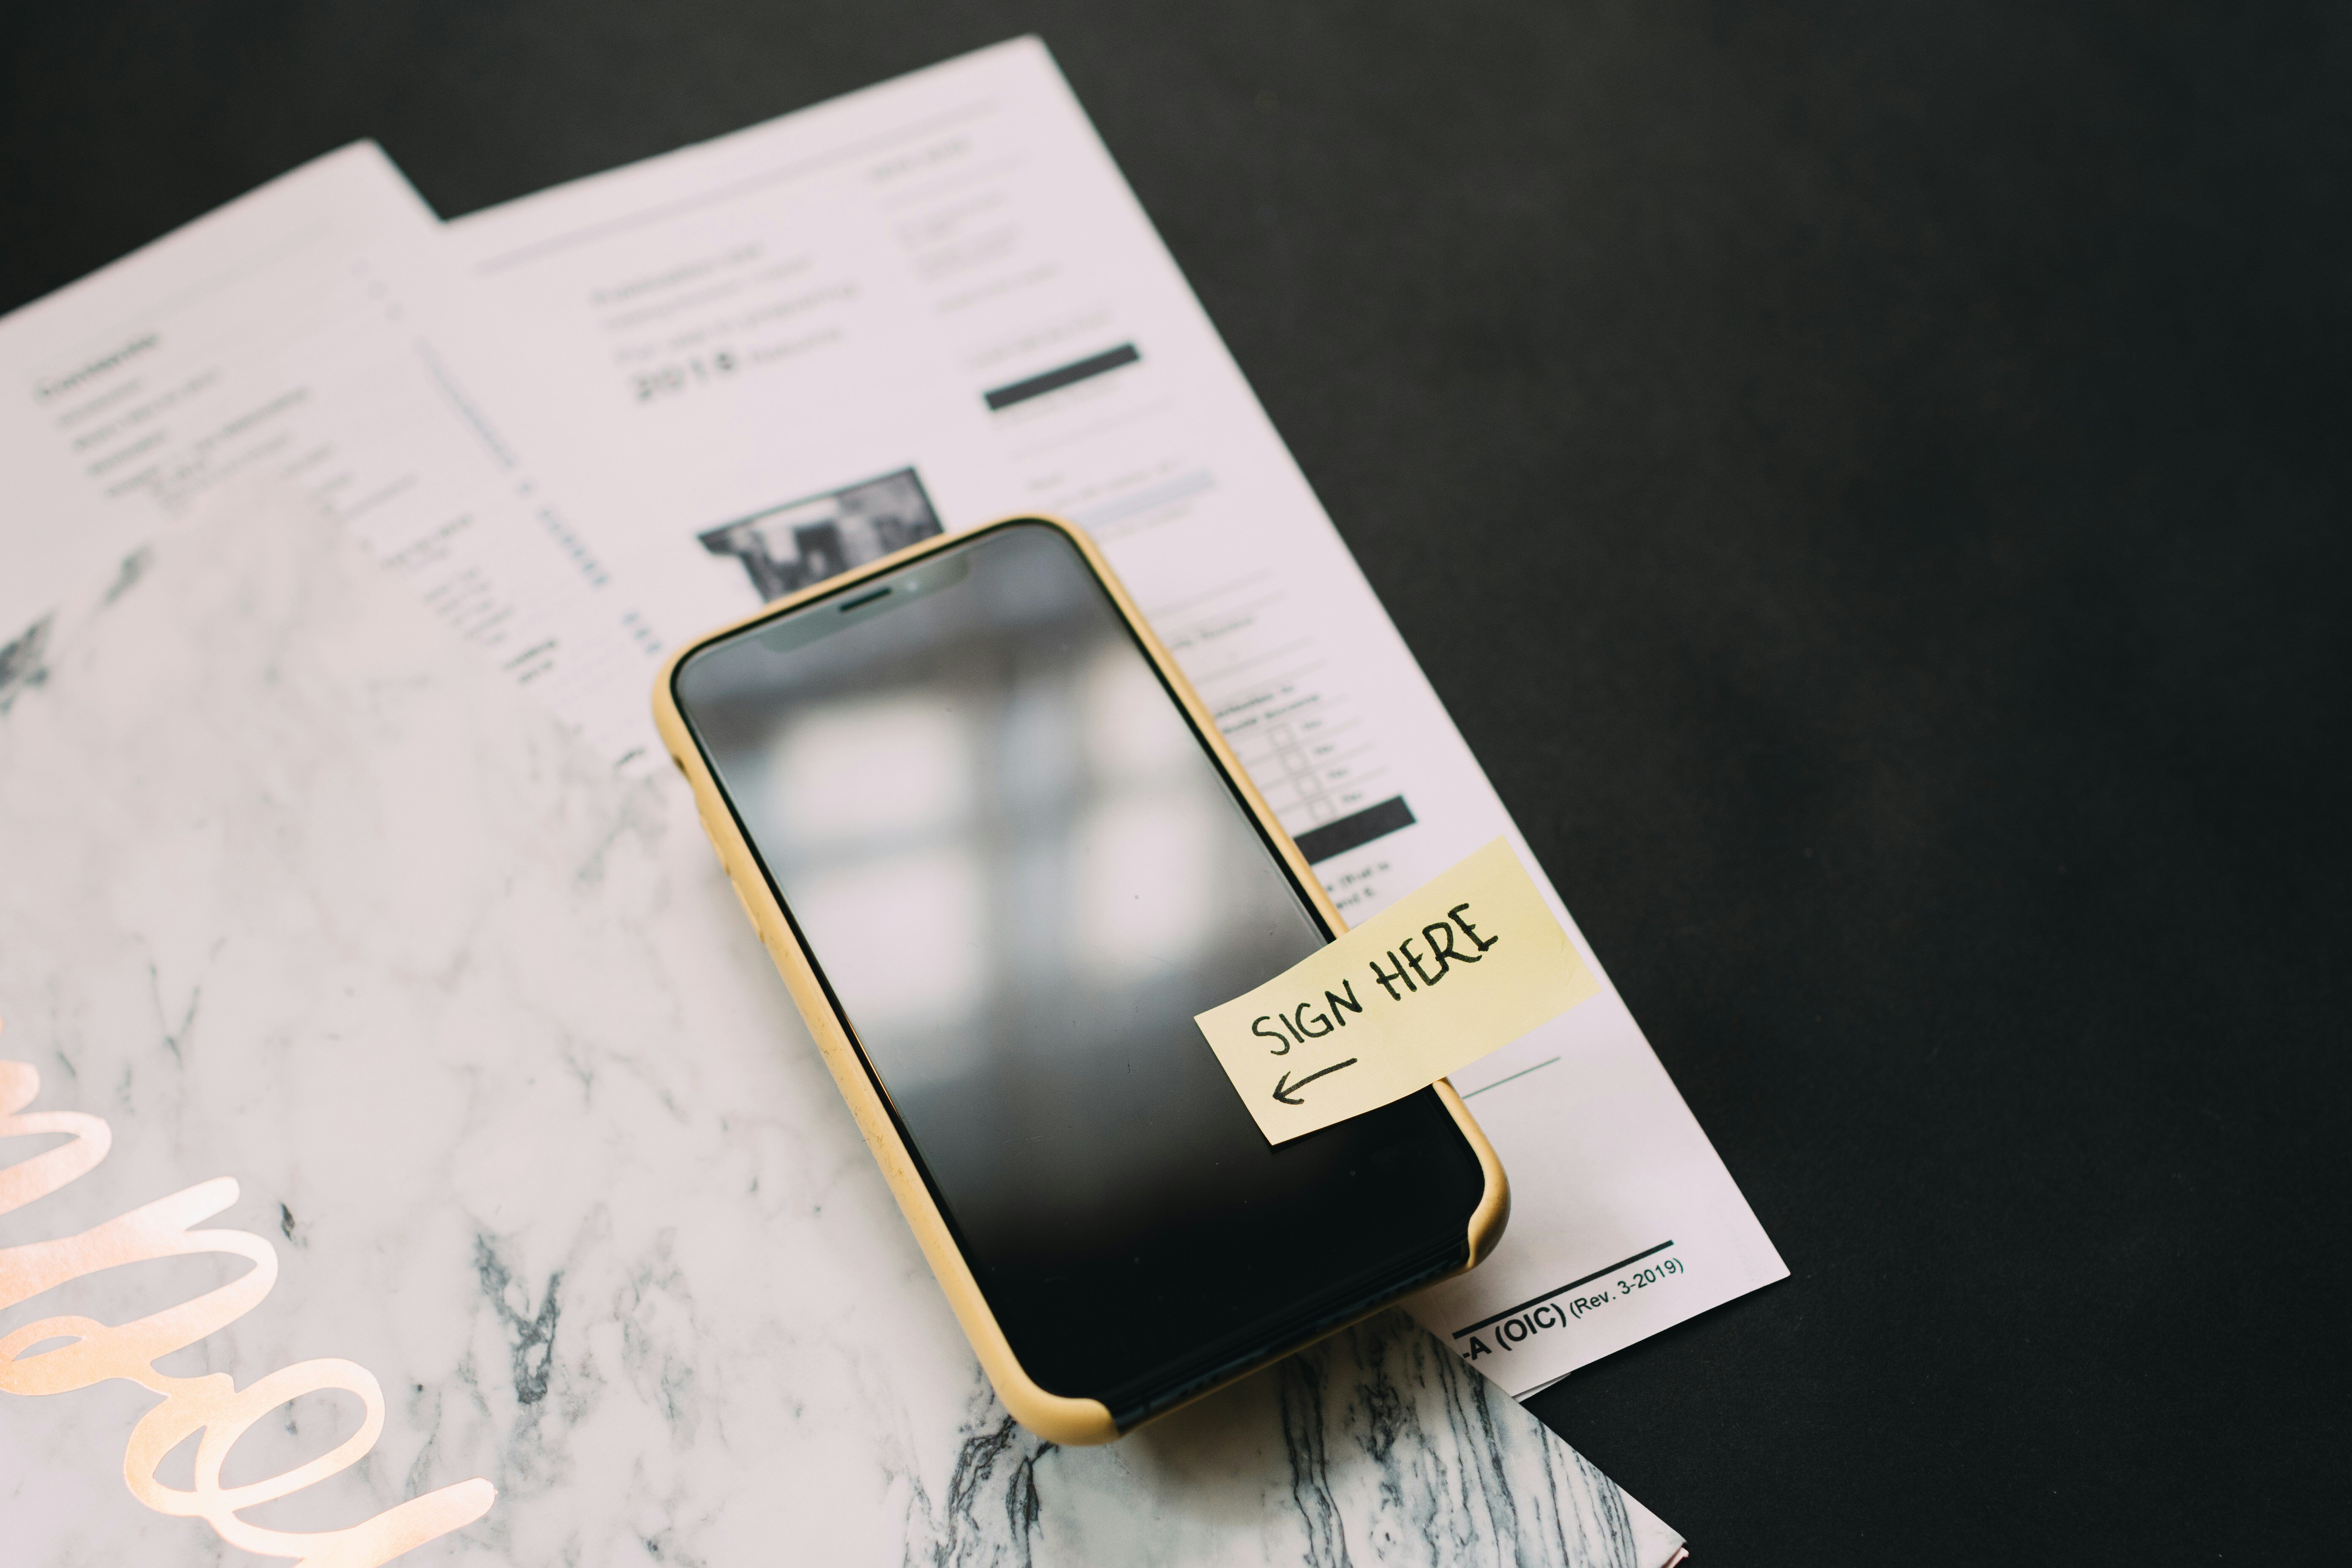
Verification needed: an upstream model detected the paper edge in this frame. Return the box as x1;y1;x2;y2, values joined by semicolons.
1622;1485;1689;1568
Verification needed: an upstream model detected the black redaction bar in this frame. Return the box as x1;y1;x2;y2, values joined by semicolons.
983;343;1141;410
1292;795;1416;864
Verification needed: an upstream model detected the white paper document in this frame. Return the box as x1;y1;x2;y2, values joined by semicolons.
438;38;1786;1395
0;144;651;760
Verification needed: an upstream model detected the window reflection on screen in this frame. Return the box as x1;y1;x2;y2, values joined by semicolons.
672;523;1482;1410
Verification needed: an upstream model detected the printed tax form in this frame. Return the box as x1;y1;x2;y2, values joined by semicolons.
0;144;650;757
440;38;1786;1395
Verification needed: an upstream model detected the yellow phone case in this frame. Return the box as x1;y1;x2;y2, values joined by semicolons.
651;514;1509;1443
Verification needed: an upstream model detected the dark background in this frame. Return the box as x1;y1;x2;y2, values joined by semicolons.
6;2;2344;1559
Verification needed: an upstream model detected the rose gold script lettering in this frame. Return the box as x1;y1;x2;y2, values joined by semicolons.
0;1053;495;1565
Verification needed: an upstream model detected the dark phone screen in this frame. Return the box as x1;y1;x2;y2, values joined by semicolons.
671;521;1485;1421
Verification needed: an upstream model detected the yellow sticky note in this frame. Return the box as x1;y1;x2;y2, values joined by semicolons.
1196;838;1601;1143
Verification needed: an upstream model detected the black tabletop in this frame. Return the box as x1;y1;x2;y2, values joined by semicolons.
6;4;2342;1560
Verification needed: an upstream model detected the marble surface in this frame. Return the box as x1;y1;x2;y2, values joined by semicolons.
0;485;1681;1567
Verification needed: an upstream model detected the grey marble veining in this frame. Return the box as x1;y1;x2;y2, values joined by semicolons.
899;1314;1645;1568
0;485;1680;1566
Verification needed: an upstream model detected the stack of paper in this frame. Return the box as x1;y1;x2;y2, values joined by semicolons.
1;34;1781;1563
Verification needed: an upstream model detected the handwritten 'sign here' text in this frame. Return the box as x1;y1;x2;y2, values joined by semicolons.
1196;839;1600;1143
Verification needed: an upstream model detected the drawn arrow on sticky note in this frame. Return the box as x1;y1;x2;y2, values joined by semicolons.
1271;1058;1359;1104
1197;838;1601;1143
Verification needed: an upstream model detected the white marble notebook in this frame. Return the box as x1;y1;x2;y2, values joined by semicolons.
0;487;1683;1567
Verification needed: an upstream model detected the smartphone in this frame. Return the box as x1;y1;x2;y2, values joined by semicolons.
654;516;1506;1442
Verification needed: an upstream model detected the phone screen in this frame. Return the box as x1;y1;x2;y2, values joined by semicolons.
671;521;1485;1421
